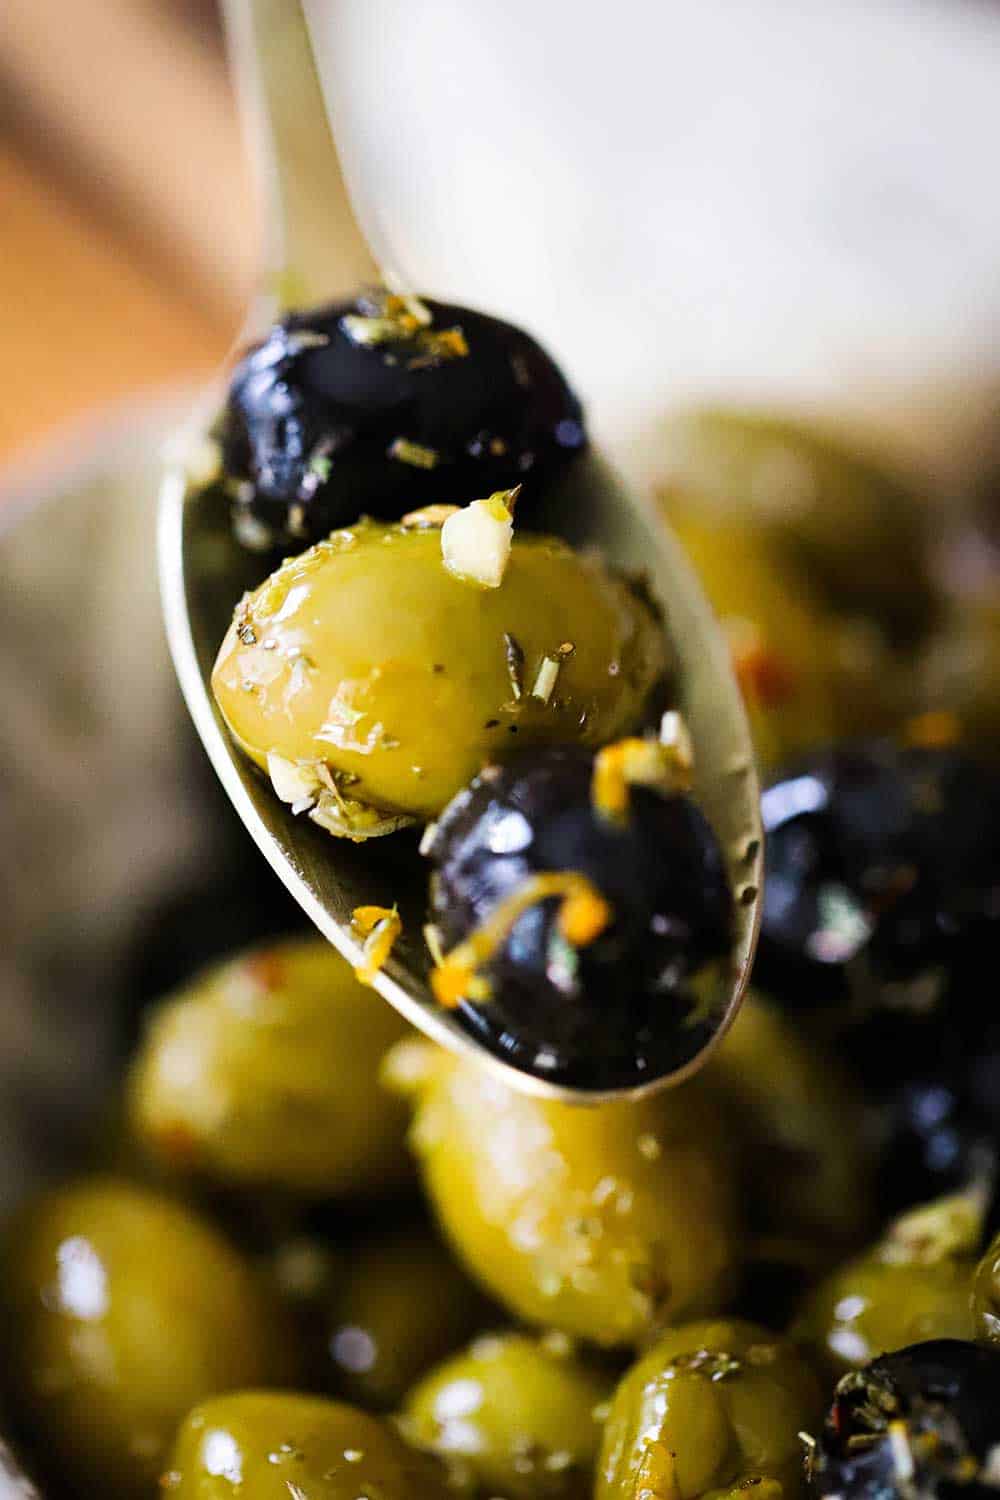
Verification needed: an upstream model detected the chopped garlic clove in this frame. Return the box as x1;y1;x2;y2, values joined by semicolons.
267;752;322;808
440;490;517;589
659;710;695;776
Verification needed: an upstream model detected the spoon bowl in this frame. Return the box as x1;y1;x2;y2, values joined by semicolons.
160;426;761;1102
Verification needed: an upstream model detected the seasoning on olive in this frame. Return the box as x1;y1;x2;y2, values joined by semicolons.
126;937;412;1197
211;517;668;835
757;741;1000;1020
425;741;732;1089
402;1329;612;1499
808;1341;1000;1500
221;289;586;550
323;1226;493;1411
597;1317;822;1500
386;1046;739;1347
659;409;937;645
165;1390;453;1499
0;1178;296;1500
705;991;872;1251
795;1190;982;1380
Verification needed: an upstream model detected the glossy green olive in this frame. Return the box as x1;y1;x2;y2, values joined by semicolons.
165;1390;452;1499
324;1227;493;1410
597;1318;822;1500
661;409;936;644
796;1192;981;1378
212;518;668;826
0;1178;296;1499
972;1231;1000;1342
391;1046;739;1347
402;1330;612;1498
704;992;872;1248
127;937;412;1197
795;1249;974;1379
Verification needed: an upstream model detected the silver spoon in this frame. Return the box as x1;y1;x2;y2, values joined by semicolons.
159;0;762;1104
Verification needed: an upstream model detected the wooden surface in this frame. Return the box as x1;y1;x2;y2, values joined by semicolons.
0;0;257;473
0;143;237;465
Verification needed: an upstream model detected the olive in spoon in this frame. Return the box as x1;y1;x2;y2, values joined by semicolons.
158;0;762;1103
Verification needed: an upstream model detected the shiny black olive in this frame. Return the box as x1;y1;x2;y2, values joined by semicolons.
222;290;586;549
876;1069;998;1219
874;1026;1000;1222
425;745;733;1090
809;1341;1000;1500
756;742;1000;1023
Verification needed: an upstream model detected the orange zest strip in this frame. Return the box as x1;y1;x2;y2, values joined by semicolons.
592;735;693;821
351;904;402;987
431;871;613;1009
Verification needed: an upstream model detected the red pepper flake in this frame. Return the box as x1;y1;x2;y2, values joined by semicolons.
730;626;798;709
152;1122;201;1167
243;950;286;990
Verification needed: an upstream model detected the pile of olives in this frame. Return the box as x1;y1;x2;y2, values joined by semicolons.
6;296;1000;1499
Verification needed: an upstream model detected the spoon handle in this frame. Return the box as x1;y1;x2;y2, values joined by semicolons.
221;0;376;320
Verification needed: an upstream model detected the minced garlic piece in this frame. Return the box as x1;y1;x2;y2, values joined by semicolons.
351;905;402;986
440;488;519;589
431;870;611;1009
267;753;413;838
659;710;695;777
267;752;324;812
530;656;561;703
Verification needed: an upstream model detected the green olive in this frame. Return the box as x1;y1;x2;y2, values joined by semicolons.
324;1227;493;1410
597;1318;822;1500
971;1230;1000;1342
402;1330;613;1498
0;1178;296;1499
704;992;872;1249
669;509;901;765
795;1251;973;1380
660;409;936;645
165;1390;452;1499
127;937;412;1197
211;518;668;829
389;1046;739;1347
795;1192;980;1378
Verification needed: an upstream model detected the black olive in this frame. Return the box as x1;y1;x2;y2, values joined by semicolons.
425;745;732;1090
875;1066;998;1217
810;1341;1000;1500
222;291;586;549
756;742;1000;1024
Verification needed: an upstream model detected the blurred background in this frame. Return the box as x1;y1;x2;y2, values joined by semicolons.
0;0;250;482
5;0;1000;491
